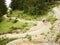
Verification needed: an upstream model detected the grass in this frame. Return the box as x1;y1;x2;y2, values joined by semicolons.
11;21;36;33
9;10;47;21
46;15;57;24
0;19;36;34
0;19;13;33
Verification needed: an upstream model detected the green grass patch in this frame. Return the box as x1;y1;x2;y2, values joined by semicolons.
0;19;36;34
0;19;13;33
9;10;47;21
46;15;57;24
11;22;36;33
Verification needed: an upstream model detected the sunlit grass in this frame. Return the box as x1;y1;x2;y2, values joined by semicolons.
55;33;60;42
0;19;36;34
0;19;13;33
9;10;47;21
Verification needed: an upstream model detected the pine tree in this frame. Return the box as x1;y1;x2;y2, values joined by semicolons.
10;0;19;10
0;0;7;17
10;0;59;15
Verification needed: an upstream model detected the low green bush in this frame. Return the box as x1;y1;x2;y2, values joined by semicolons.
25;34;32;41
50;26;54;31
13;19;18;23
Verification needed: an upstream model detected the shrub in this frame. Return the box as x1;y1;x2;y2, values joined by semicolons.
50;26;54;31
25;34;32;41
41;33;45;35
13;19;18;23
22;27;29;33
55;33;60;42
0;37;17;45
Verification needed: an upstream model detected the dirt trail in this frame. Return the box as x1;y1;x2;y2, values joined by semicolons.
6;39;60;45
47;20;60;42
6;20;60;45
3;6;60;45
6;21;52;45
53;6;60;19
2;15;60;45
0;21;51;37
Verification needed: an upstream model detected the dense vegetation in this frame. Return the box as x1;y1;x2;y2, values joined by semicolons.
9;10;46;20
0;0;7;22
0;0;7;17
11;0;59;15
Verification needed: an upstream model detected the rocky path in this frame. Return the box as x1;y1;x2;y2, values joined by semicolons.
6;21;52;45
6;20;60;45
0;21;51;38
53;6;60;19
47;20;60;42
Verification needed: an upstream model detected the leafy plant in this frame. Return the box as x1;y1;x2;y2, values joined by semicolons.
50;26;54;30
25;34;32;41
41;33;45;35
